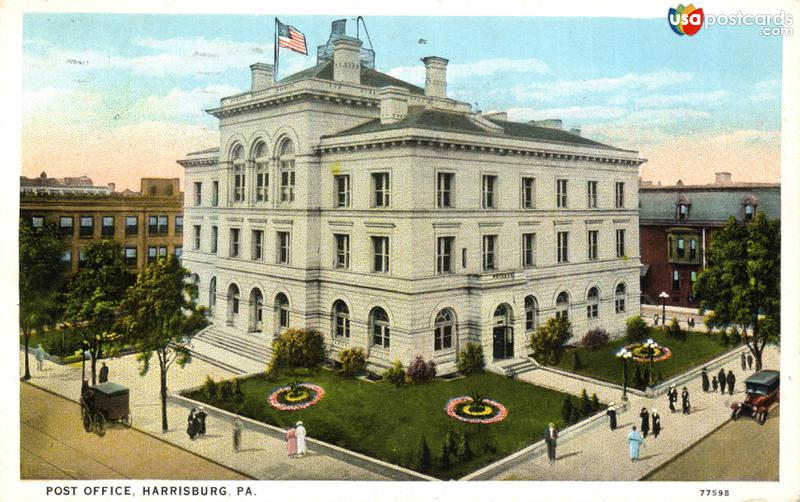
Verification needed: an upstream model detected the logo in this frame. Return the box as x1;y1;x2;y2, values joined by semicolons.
669;4;705;36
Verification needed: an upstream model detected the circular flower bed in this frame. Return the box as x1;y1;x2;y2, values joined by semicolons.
268;383;325;411
445;396;508;424
626;344;673;363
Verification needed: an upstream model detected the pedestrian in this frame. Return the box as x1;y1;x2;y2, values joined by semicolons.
667;384;677;413
689;317;695;329
747;354;754;370
727;370;736;396
639;407;650;438
544;422;558;465
295;421;307;457
196;406;208;436
741;353;747;371
681;387;691;414
718;367;727;394
701;367;709;392
628;426;644;462
651;409;661;438
98;362;109;383
653;314;659;325
286;426;297;458
711;376;719;393
606;403;617;430
34;344;46;371
232;417;243;452
187;408;198;440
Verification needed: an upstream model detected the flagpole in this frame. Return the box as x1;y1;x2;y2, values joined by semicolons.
274;18;280;80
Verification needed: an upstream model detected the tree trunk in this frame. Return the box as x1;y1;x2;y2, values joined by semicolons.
160;355;168;433
23;330;31;380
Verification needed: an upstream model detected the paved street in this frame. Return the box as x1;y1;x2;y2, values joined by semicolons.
20;383;247;480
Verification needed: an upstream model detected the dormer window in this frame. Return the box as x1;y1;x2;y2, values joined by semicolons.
677;203;688;221
741;195;758;222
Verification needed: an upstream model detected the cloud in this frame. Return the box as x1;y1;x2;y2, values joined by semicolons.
751;79;781;102
137;84;241;119
507;105;627;122
625;90;730;108
387;57;550;86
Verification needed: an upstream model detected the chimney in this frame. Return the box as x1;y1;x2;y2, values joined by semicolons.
332;36;363;84
715;172;732;185
422;56;449;98
483;111;508;121
250;63;274;91
378;86;410;124
569;126;582;136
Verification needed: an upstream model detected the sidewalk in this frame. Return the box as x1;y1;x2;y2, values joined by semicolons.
19;351;389;480
493;346;779;480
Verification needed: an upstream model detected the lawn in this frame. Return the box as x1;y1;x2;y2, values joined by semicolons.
19;326;83;358
553;328;735;389
184;368;581;479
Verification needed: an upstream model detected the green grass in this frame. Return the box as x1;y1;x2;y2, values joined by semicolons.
185;368;580;479
19;326;83;357
554;328;735;388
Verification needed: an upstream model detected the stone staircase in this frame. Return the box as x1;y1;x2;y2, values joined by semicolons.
187;323;273;375
489;356;539;377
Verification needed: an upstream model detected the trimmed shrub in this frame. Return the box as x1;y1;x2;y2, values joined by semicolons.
591;393;600;412
626;316;649;342
570;405;583;423
582;328;610;349
444;429;458;454
271;329;326;369
407;356;437;384
580;389;592;416
560;396;574;424
216;379;233;401
668;318;683;340
202;375;217;401
416;436;431;472
634;365;644;388
339;347;367;377
456;433;473;461
457;343;485;375
438;441;452;471
572;352;583;371
529;316;572;365
231;378;243;402
384;359;407;387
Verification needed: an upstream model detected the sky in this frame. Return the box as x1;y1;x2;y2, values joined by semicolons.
21;14;783;190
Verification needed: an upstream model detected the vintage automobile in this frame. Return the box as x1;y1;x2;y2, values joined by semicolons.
80;382;131;436
731;369;779;424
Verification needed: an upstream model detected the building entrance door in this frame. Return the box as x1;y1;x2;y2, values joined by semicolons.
492;326;514;360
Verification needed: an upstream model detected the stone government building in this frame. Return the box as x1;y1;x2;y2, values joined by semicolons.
180;22;645;374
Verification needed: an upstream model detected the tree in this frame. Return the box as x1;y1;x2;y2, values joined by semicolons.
19;219;65;380
560;396;574;424
625;316;649;342
64;241;133;385
116;255;207;432
694;214;780;370
529;316;572;365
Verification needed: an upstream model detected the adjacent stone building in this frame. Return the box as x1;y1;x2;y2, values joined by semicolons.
20;173;184;273
180;22;644;374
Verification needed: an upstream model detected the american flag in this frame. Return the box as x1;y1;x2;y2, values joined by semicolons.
277;19;307;55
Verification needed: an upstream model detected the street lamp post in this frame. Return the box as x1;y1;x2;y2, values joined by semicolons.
644;338;661;386
616;348;632;401
659;292;669;327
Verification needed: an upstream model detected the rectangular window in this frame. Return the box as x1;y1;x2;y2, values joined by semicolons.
372;236;390;273
677;238;685;258
78;249;87;268
437;236;454;274
690;239;697;259
194;181;202;206
482;235;497;271
334;234;350;269
672;269;681;291
147;246;157;264
587;181;598;208
158;246;167;258
615;182;625;208
148;216;158;235
335;175;351;208
79;216;93;237
101;216;114;237
690;270;697;286
234;170;245;202
557;231;569;263
252;230;263;260
522;177;535;209
616;229;626;258
230;228;240;257
61;250;72;265
588;230;599;261
462;248;467;269
59;216;74;237
437;173;454;208
175;246;183;262
211;226;218;254
522;233;535;268
31;216;44;228
124;247;137;267
211;181;219;207
175;216;183;235
678;204;688;221
158;216;168;235
372;173;390;207
125;216;138;236
193;225;202;250
557;179;568;208
482;175;497;209
277;231;290;265
256;172;269;202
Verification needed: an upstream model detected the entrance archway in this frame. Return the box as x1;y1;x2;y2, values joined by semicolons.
226;283;240;326
492;303;514;361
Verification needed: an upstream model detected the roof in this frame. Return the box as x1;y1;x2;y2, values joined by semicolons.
639;185;781;222
93;382;129;396
278;61;425;96
744;370;780;386
328;107;622;150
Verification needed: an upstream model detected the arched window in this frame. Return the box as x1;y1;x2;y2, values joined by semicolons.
275;293;290;332
586;287;599;319
232;144;245;202
278;139;295;203
208;277;217;314
556;291;570;320
226;283;240;326
253;141;269;202
249;288;264;332
492;303;514;360
434;309;454;351
332;300;350;339
370;307;390;348
524;296;539;333
615;283;627;313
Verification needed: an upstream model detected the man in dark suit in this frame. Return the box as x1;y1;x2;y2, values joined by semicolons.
718;367;727;394
727;370;736;395
701;367;709;392
98;362;109;384
544;423;558;465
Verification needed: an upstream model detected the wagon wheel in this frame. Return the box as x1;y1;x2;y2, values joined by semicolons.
731;407;740;421
94;413;107;437
757;411;768;425
122;412;132;427
82;412;92;433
